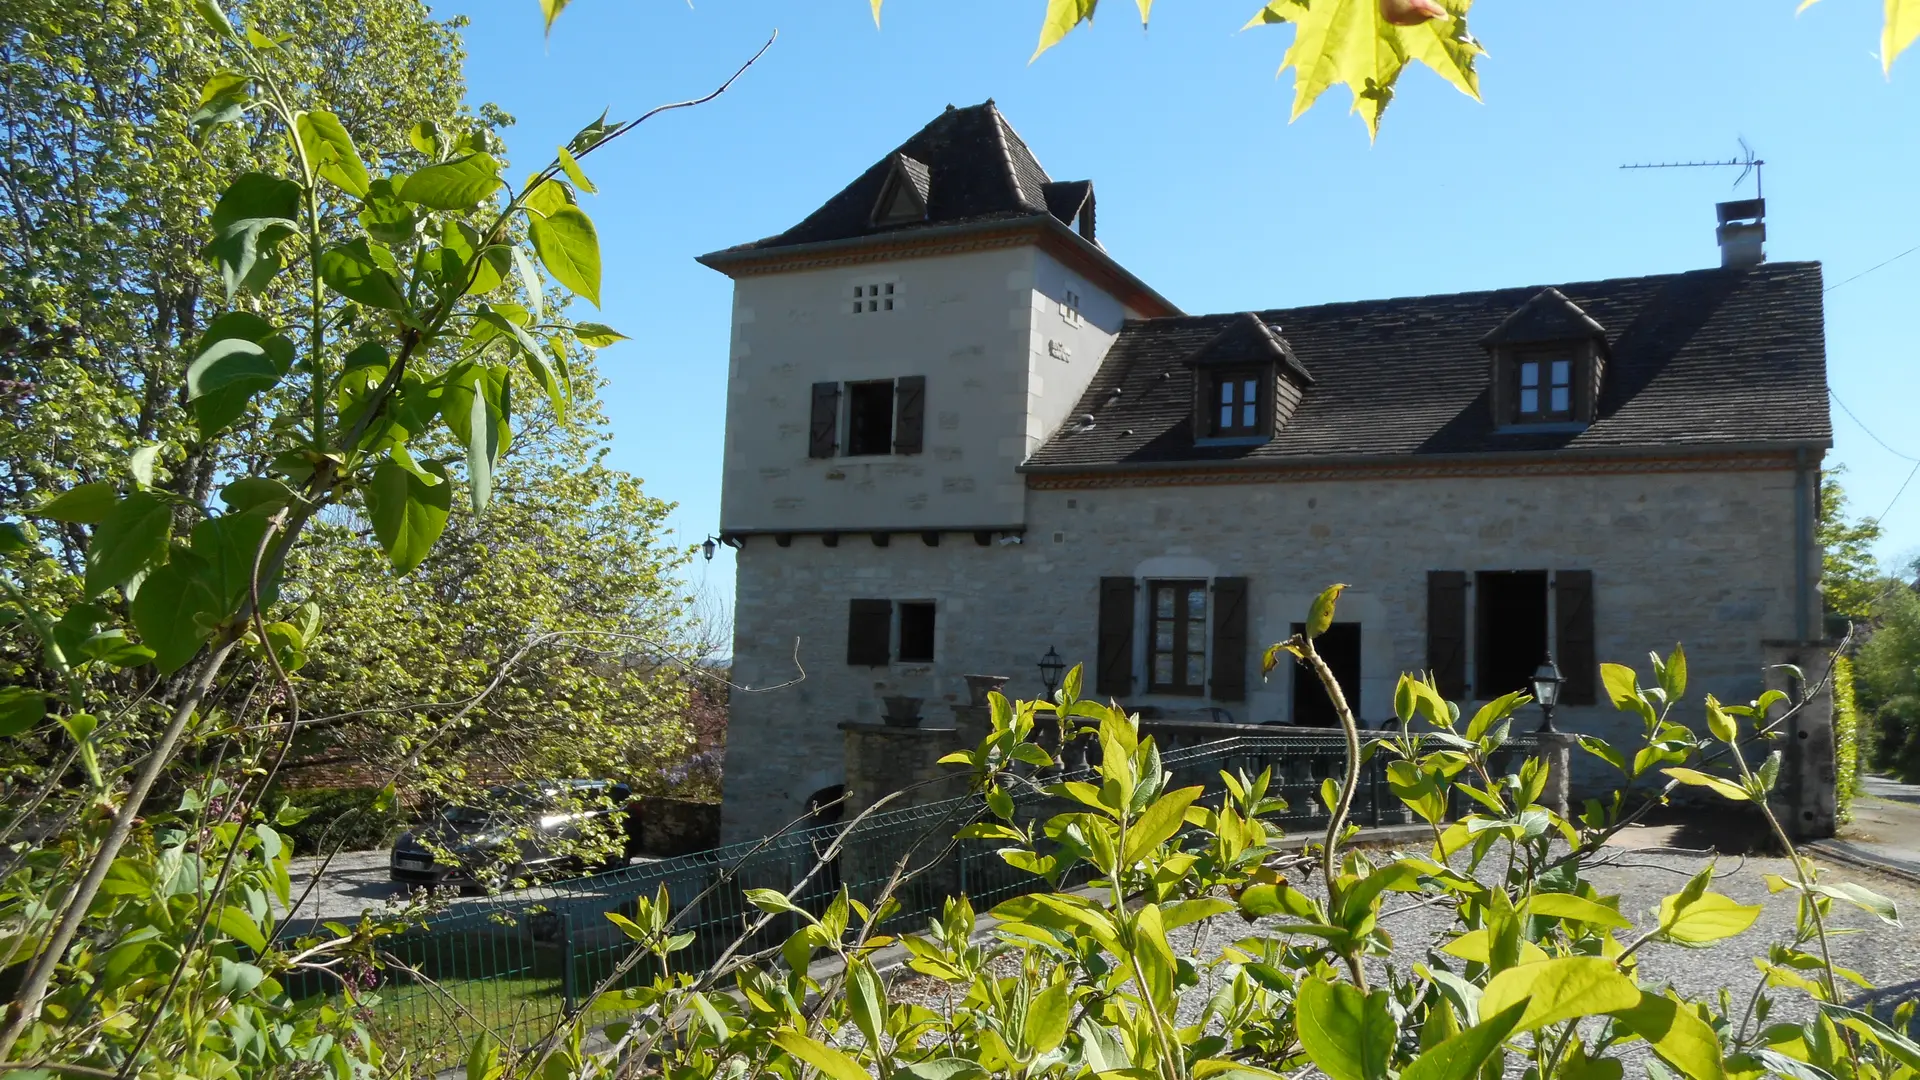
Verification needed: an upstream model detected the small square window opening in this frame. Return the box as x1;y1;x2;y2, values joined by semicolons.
898;602;936;663
851;282;896;314
1062;289;1082;327
845;381;896;456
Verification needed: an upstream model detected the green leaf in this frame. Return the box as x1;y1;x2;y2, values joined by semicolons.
1706;695;1738;744
556;145;597;193
466;1031;504;1080
1660;643;1688;700
365;456;451;574
358;178;421;245
34;482;119;524
1810;881;1900;926
771;1030;868;1080
215;905;268;952
1661;767;1750;802
218;957;264;995
474;308;568;419
205;173;301;299
1123;785;1203;865
444;365;510;512
1823;1003;1920;1071
189;509;276;615
540;0;570;35
1032;0;1100;60
523;178;573;218
529;206;601;307
1296;977;1395;1080
221;477;296;516
1578;735;1629;773
511;246;545;320
744;888;806;916
320;239;406;310
1242;0;1482;138
573;322;627;348
0;687;46;737
188;312;293;436
1658;890;1761;945
847;959;886;1053
1523;891;1632;929
1400;1000;1528;1080
1028;981;1071;1053
1600;662;1640;710
295;109;370;197
0;522;30;552
191;0;236;38
128;445;160;489
1478;957;1641;1033
896;1061;985;1080
85;491;172;595
130;551;220;674
399;153;503;211
1612;992;1726;1080
1305;582;1348;639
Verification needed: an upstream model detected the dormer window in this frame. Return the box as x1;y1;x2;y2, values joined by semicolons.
870;153;930;228
1182;313;1315;446
1481;288;1609;429
1212;369;1263;436
1516;353;1574;422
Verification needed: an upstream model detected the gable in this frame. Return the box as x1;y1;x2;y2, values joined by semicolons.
1026;262;1830;470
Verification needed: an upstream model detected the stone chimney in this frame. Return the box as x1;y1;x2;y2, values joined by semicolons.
1717;198;1766;268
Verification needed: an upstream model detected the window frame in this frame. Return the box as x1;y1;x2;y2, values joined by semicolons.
1146;579;1209;696
1510;349;1576;423
850;280;898;315
1062;287;1083;327
1208;367;1267;438
843;379;897;457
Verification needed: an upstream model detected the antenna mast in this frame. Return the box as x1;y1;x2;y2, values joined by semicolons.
1620;138;1765;198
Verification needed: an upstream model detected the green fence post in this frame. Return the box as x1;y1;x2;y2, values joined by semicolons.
562;911;577;1015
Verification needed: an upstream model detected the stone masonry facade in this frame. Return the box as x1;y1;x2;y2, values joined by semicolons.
723;463;1809;841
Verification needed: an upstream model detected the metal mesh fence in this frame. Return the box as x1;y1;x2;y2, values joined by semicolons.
325;730;1539;1070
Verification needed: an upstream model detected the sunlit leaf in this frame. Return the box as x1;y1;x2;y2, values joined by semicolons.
1242;0;1481;137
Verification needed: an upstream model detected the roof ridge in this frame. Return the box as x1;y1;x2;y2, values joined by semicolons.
985;99;1047;211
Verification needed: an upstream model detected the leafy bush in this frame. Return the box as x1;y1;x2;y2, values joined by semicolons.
465;585;1909;1080
270;784;403;852
1835;656;1861;822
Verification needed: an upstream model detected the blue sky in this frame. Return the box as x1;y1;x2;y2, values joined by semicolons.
441;0;1920;618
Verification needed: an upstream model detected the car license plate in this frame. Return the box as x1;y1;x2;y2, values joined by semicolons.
394;856;432;870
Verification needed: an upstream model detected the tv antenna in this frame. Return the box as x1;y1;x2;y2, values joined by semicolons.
1620;138;1765;199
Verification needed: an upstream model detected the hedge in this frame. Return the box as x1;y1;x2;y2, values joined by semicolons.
1835;655;1861;824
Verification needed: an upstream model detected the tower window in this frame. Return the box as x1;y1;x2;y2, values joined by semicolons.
845;381;896;456
1062;288;1083;327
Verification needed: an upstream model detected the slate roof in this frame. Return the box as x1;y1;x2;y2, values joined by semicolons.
1027;262;1830;470
712;101;1086;253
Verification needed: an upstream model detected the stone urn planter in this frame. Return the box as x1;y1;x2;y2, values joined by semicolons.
881;695;925;728
962;674;1010;706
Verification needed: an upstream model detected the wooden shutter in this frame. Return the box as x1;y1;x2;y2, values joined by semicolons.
809;382;840;459
1096;577;1134;699
1427;571;1468;701
1211;577;1249;702
893;375;925;454
1554;570;1596;705
846;599;891;666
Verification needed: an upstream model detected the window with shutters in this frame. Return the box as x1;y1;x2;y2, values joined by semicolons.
1147;580;1208;695
1429;569;1595;703
898;601;936;662
845;381;896;456
1475;571;1549;699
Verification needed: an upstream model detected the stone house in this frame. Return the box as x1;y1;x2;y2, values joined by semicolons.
697;102;1834;844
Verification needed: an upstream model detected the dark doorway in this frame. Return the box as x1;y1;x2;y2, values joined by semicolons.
1475;570;1548;698
1291;622;1361;727
845;381;895;456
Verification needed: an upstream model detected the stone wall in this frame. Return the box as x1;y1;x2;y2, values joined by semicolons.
722;462;1815;842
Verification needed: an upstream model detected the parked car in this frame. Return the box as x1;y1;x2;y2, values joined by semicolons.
389;780;636;894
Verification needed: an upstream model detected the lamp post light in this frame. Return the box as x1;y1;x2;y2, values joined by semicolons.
1038;646;1065;698
1531;653;1565;734
701;536;717;562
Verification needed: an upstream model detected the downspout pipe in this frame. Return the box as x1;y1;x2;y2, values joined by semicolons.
1794;448;1811;641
